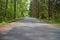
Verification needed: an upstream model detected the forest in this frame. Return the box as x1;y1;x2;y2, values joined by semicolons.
0;0;60;25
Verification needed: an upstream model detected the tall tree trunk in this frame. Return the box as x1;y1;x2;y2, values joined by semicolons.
14;0;16;18
55;0;57;19
36;0;40;18
29;1;32;17
48;0;52;20
0;0;2;10
21;11;24;17
5;0;8;19
0;0;3;22
29;0;40;18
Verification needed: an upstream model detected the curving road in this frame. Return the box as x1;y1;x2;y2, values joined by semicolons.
0;17;60;40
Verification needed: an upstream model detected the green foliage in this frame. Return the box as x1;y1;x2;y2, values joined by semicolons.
29;0;60;24
0;0;29;23
0;0;60;25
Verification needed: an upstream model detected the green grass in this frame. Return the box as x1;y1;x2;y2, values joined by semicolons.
0;21;7;25
0;17;24;25
39;18;60;27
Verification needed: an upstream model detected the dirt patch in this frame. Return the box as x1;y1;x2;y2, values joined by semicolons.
0;22;17;31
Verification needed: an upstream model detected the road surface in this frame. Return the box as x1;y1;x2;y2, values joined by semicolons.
0;17;60;40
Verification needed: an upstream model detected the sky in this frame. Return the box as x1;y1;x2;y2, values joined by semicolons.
27;0;31;10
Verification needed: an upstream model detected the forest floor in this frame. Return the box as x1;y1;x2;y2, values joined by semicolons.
0;17;60;40
0;17;24;31
38;18;60;27
0;22;16;32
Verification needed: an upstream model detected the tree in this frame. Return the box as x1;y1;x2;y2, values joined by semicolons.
29;0;40;18
14;0;16;18
5;0;8;19
0;0;2;10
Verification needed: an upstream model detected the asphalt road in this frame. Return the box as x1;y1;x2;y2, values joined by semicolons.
0;17;60;40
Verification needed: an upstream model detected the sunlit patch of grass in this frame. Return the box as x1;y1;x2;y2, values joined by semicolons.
0;21;7;25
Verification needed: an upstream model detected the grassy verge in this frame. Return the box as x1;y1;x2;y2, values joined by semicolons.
39;19;60;27
0;17;24;25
